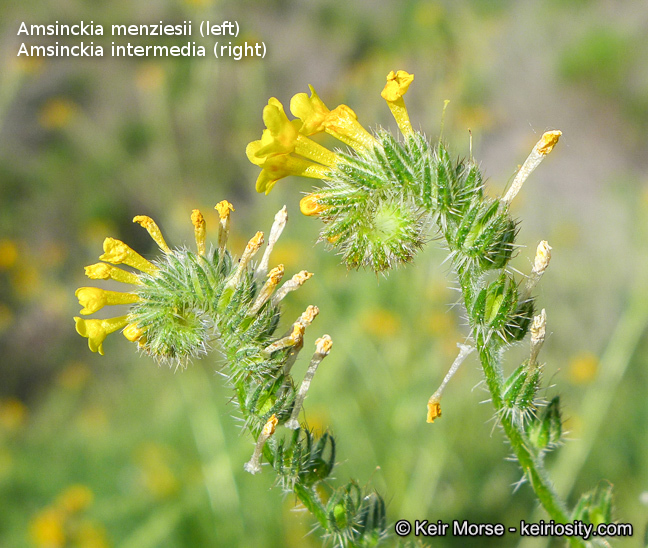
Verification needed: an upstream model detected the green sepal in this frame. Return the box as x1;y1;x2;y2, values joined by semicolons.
355;492;387;546
526;396;562;451
300;431;336;487
435;142;454;215
570;483;614;526
327;481;363;531
476;274;518;337
502;360;541;412
503;297;535;343
244;376;296;428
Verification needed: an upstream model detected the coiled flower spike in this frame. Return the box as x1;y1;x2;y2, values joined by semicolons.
245;72;613;547
73;203;388;546
247;70;561;276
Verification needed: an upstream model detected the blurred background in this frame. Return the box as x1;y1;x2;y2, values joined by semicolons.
1;0;648;546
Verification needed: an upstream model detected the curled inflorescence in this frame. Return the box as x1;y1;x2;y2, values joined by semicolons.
74;203;387;547
248;70;613;541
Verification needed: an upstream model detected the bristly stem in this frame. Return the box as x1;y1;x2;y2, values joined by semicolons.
458;266;581;546
248;71;615;544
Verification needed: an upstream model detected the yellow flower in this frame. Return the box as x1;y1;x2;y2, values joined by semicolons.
0;239;18;270
290;85;331;136
191;209;206;256
256;98;301;156
215;200;235;218
99;238;157;275
381;70;414;102
75;287;139;315
299;194;329;216
123;322;146;343
133;215;171;253
215;200;234;250
247;99;338;170
290;87;376;152
74;316;128;355
84;262;141;285
536;130;562;155
381;70;414;136
322;104;376;153
247;94;375;194
250;151;330;195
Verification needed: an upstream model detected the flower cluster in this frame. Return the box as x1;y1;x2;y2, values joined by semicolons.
248;70;612;540
74;203;387;546
247;71;429;272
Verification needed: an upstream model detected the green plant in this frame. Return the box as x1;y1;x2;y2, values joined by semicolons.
72;68;617;547
246;70;615;546
74;204;388;546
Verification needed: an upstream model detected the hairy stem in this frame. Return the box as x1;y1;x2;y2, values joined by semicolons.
462;273;583;547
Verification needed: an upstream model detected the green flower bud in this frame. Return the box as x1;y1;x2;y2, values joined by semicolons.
503;361;540;410
571;483;614;526
504;298;535;343
300;431;336;487
526;396;563;451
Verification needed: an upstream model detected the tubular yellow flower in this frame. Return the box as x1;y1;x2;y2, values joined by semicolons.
290;85;331;136
258;98;300;155
123;322;146;342
381;70;414;136
253;153;331;195
74;316;128;355
248;99;338;168
191;209;207;256
84;263;141;285
323;104;376;153
300;193;328;216
215;200;234;250
100;238;157;275
75;287;139;315
291;87;376;152
133;215;171;253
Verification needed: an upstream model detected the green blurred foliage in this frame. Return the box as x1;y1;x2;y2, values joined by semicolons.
1;0;647;546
